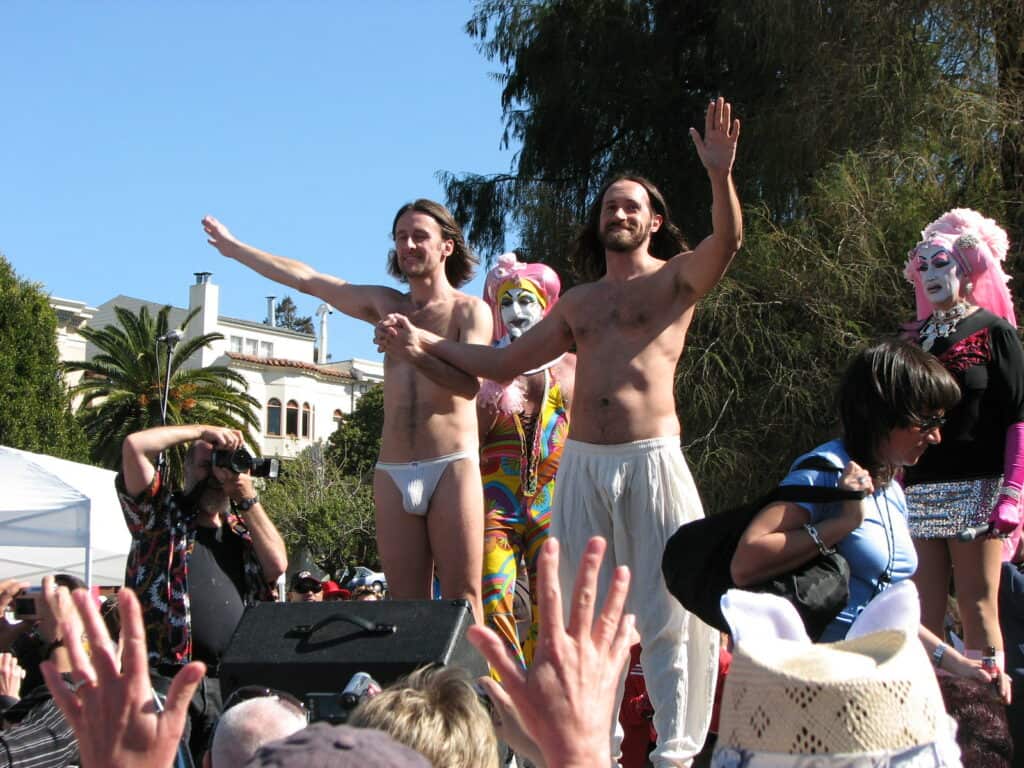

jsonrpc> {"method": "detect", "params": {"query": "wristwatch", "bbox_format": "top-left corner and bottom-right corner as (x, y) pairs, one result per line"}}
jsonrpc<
(236, 495), (259, 511)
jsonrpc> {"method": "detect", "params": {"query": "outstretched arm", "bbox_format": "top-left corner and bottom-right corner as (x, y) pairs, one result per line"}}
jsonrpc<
(375, 300), (573, 384)
(672, 97), (742, 299)
(202, 215), (392, 324)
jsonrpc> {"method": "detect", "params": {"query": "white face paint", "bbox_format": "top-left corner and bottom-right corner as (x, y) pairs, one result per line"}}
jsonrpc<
(916, 245), (963, 311)
(499, 287), (544, 339)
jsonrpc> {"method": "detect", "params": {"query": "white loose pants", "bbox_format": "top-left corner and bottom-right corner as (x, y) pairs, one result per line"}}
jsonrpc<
(552, 437), (719, 768)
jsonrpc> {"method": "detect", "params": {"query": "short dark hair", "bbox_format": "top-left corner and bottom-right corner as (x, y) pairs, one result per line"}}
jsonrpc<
(387, 199), (478, 288)
(839, 338), (960, 481)
(568, 173), (689, 283)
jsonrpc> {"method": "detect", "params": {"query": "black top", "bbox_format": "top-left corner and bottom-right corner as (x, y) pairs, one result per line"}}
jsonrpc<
(905, 309), (1024, 484)
(188, 523), (247, 666)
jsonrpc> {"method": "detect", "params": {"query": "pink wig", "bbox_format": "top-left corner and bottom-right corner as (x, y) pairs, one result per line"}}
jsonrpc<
(483, 252), (563, 342)
(903, 208), (1015, 327)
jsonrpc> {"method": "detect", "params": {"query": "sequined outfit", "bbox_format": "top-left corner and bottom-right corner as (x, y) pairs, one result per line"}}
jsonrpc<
(906, 309), (1024, 537)
(480, 368), (569, 669)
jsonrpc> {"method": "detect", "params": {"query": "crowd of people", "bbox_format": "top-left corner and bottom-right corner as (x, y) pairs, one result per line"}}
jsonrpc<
(1, 93), (1022, 767)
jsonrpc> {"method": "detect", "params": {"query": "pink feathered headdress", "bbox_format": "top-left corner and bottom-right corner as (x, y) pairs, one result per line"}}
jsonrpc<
(903, 208), (1015, 326)
(479, 253), (563, 413)
(483, 252), (562, 342)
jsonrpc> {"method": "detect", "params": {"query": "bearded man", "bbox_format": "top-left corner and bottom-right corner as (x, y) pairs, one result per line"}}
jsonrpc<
(376, 98), (742, 767)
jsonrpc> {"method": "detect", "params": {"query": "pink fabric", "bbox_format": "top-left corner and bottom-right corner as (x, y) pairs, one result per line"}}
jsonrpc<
(991, 422), (1024, 534)
(903, 208), (1016, 327)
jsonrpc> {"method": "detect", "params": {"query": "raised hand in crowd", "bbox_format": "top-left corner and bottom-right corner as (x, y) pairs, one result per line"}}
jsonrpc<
(468, 536), (637, 768)
(41, 587), (205, 768)
(0, 579), (33, 650)
(0, 652), (25, 700)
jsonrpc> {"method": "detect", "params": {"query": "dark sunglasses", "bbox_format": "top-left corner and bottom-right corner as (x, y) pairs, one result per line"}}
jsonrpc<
(294, 582), (323, 594)
(910, 414), (947, 431)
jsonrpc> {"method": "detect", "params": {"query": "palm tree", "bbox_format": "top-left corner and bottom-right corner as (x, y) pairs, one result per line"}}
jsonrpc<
(64, 304), (261, 485)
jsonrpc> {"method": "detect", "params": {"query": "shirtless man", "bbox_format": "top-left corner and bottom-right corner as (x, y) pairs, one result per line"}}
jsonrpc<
(202, 200), (490, 623)
(375, 98), (741, 767)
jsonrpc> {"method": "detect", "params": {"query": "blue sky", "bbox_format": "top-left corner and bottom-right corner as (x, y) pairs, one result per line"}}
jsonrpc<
(0, 2), (516, 362)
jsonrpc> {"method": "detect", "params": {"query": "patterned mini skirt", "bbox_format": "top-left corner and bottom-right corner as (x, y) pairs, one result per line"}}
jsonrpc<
(905, 476), (1001, 539)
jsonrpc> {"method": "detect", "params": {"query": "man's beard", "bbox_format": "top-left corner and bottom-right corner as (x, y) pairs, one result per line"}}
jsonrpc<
(600, 221), (650, 252)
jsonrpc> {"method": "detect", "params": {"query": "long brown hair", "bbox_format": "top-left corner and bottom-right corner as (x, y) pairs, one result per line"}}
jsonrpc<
(568, 173), (689, 283)
(387, 199), (478, 288)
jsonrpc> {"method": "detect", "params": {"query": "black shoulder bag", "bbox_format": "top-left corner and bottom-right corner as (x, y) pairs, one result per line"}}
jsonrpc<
(661, 457), (866, 640)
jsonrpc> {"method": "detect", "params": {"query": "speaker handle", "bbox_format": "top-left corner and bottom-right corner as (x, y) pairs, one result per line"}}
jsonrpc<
(291, 613), (397, 639)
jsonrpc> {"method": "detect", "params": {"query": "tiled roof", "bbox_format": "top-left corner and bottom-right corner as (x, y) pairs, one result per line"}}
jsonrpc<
(227, 353), (355, 380)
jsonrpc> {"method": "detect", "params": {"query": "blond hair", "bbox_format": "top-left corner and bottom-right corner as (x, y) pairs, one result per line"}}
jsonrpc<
(348, 665), (498, 768)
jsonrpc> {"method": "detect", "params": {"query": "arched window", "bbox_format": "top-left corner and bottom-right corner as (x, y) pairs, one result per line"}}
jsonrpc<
(266, 399), (282, 436)
(301, 403), (312, 438)
(286, 400), (299, 437)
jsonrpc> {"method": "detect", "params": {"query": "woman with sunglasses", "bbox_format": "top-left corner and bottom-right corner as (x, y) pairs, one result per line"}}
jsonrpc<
(732, 340), (961, 643)
(901, 208), (1024, 672)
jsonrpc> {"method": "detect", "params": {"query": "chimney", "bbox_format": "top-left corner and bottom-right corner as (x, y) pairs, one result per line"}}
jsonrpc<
(266, 296), (276, 326)
(188, 272), (219, 368)
(315, 303), (332, 364)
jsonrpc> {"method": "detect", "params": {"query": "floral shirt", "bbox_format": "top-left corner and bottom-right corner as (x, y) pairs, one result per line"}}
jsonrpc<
(117, 471), (274, 668)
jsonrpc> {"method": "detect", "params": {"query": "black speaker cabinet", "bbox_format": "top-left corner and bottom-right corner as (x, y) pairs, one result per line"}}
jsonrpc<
(219, 599), (486, 699)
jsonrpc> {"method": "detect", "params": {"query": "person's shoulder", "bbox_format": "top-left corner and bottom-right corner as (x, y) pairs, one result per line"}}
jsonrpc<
(451, 291), (490, 321)
(780, 440), (846, 487)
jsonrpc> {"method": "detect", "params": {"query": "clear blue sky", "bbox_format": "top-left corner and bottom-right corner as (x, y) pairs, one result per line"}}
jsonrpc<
(0, 2), (516, 362)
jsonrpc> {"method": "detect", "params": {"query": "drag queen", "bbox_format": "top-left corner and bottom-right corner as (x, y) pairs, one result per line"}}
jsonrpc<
(902, 208), (1024, 670)
(478, 253), (576, 669)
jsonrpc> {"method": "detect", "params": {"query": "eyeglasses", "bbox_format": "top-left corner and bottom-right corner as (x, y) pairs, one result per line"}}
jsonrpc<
(222, 685), (307, 718)
(294, 582), (323, 595)
(910, 414), (947, 432)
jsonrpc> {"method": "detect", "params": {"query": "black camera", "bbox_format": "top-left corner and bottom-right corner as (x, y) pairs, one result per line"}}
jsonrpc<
(304, 672), (381, 724)
(210, 448), (280, 479)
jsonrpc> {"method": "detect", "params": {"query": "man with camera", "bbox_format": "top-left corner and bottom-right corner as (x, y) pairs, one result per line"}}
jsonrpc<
(118, 424), (288, 761)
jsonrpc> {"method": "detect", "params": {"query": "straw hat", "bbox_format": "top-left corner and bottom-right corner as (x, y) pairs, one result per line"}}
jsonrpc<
(712, 586), (961, 766)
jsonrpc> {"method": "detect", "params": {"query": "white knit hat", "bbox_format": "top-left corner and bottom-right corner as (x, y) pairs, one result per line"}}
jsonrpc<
(711, 584), (962, 767)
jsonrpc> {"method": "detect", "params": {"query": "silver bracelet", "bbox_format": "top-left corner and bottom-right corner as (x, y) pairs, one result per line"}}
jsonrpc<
(999, 484), (1023, 502)
(931, 642), (947, 669)
(803, 523), (835, 556)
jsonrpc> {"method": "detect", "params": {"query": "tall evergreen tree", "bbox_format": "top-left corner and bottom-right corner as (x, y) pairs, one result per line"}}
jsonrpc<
(0, 255), (86, 461)
(445, 0), (1023, 508)
(274, 295), (315, 335)
(65, 304), (261, 484)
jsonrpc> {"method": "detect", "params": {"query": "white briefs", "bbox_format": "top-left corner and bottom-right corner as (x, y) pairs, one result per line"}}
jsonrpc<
(375, 450), (478, 516)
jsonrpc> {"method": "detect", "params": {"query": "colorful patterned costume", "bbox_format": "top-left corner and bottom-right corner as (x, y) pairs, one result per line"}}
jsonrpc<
(481, 367), (569, 668)
(479, 251), (571, 670)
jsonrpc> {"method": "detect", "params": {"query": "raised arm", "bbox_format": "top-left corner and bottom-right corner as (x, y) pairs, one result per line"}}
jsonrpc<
(376, 299), (574, 384)
(202, 215), (394, 324)
(121, 424), (244, 497)
(671, 97), (742, 299)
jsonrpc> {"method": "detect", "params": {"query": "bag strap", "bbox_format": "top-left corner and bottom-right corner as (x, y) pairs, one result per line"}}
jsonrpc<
(768, 455), (867, 505)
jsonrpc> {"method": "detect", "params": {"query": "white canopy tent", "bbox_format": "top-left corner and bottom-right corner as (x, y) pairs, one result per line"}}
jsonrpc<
(0, 446), (129, 586)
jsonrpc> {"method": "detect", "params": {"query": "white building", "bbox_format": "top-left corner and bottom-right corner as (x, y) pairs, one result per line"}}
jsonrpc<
(50, 297), (97, 397)
(65, 272), (382, 459)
